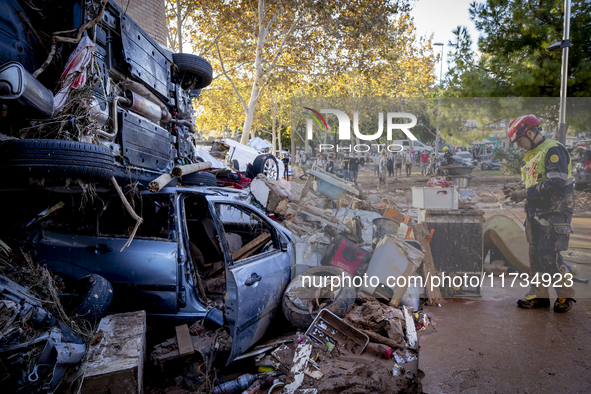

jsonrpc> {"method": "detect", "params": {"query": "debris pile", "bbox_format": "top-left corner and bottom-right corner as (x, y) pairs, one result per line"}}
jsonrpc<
(0, 240), (97, 393)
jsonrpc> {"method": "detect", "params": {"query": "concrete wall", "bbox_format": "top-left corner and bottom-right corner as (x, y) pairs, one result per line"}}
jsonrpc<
(114, 0), (167, 46)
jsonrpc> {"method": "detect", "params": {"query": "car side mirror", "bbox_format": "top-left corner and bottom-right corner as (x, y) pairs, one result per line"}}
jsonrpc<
(279, 236), (289, 252)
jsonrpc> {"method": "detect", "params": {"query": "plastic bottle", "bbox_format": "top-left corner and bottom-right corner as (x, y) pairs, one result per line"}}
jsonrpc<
(212, 374), (257, 394)
(365, 343), (393, 359)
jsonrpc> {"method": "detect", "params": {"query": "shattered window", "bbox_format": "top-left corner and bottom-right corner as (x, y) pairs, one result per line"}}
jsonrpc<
(214, 203), (277, 261)
(99, 194), (170, 239)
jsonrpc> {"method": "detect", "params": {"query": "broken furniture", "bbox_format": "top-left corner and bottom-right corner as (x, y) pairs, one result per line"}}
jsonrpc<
(309, 169), (360, 201)
(81, 311), (146, 394)
(418, 209), (485, 296)
(483, 215), (530, 274)
(362, 235), (425, 303)
(305, 309), (369, 355)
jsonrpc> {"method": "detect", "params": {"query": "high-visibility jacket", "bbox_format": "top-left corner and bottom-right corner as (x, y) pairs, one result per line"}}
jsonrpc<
(521, 138), (574, 218)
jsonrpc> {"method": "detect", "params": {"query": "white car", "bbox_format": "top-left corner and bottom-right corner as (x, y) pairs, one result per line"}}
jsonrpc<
(391, 139), (433, 153)
(214, 138), (285, 180)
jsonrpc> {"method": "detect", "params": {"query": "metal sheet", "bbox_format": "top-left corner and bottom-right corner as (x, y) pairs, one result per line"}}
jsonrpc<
(35, 231), (179, 315)
(120, 14), (171, 100)
(120, 109), (172, 171)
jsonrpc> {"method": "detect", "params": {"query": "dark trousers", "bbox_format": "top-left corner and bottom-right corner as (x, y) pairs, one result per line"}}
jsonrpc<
(526, 214), (574, 298)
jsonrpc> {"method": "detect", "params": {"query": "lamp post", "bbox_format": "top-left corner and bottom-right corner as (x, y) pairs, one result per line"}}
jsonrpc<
(546, 0), (572, 145)
(434, 42), (444, 152)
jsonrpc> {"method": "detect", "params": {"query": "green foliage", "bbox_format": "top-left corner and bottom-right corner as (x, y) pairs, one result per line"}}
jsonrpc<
(494, 148), (525, 175)
(446, 0), (591, 99)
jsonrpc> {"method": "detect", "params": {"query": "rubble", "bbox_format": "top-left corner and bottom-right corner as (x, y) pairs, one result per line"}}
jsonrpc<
(81, 311), (147, 394)
(250, 174), (291, 216)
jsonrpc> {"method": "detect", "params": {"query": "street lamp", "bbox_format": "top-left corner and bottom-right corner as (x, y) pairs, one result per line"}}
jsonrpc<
(434, 42), (444, 152)
(546, 0), (572, 145)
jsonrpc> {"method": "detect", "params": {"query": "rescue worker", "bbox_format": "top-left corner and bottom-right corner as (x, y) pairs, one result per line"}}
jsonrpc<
(507, 115), (575, 312)
(442, 146), (454, 166)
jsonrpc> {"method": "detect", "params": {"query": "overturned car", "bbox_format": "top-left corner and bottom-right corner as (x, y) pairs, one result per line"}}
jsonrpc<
(0, 0), (211, 186)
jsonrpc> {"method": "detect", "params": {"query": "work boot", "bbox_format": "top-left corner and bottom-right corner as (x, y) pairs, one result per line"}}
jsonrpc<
(517, 294), (550, 309)
(553, 298), (576, 313)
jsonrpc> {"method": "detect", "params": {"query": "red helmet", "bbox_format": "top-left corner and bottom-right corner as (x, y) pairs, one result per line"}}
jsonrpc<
(509, 115), (541, 143)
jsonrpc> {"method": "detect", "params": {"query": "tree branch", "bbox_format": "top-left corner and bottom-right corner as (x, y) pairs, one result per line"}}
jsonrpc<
(265, 5), (282, 36)
(266, 11), (307, 74)
(264, 24), (321, 43)
(216, 41), (248, 112)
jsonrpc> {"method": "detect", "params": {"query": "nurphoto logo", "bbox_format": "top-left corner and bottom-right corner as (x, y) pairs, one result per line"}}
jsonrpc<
(303, 107), (418, 153)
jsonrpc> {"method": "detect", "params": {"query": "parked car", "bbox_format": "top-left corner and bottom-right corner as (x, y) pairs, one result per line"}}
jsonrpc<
(453, 152), (477, 167)
(571, 147), (591, 190)
(0, 0), (212, 187)
(479, 159), (501, 171)
(1, 186), (293, 363)
(391, 139), (433, 153)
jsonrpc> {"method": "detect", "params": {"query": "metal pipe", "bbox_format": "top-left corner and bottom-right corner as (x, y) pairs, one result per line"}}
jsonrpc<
(120, 78), (167, 110)
(171, 118), (195, 133)
(100, 95), (130, 140)
(122, 90), (163, 123)
(434, 43), (444, 152)
(486, 188), (524, 226)
(557, 0), (571, 145)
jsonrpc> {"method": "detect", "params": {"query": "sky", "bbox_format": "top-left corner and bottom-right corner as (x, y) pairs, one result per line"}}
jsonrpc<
(409, 0), (481, 83)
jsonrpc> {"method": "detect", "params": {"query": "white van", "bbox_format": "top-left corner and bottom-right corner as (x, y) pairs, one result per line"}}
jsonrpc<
(390, 139), (433, 152)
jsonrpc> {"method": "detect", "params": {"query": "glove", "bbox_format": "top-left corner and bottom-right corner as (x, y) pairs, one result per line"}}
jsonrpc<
(510, 189), (527, 203)
(502, 186), (515, 197)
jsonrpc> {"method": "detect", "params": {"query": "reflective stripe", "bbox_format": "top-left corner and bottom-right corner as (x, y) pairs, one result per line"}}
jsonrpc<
(546, 171), (569, 180)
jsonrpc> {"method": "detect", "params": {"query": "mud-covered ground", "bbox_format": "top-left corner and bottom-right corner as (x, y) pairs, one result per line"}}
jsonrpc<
(291, 163), (591, 393)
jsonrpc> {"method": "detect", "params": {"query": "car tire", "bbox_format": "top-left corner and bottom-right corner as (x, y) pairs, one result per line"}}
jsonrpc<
(181, 171), (218, 186)
(172, 53), (213, 89)
(282, 266), (355, 330)
(0, 139), (115, 180)
(252, 154), (279, 180)
(75, 274), (113, 323)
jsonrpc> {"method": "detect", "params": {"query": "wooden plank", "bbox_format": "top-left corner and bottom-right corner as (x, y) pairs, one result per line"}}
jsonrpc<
(296, 170), (315, 212)
(206, 261), (223, 278)
(207, 232), (273, 277)
(412, 222), (443, 305)
(233, 232), (272, 261)
(175, 324), (194, 357)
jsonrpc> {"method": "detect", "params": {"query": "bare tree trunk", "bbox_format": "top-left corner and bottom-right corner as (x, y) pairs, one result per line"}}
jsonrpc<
(240, 0), (266, 145)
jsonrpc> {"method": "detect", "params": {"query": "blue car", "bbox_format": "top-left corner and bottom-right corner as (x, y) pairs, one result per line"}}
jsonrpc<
(5, 186), (293, 363)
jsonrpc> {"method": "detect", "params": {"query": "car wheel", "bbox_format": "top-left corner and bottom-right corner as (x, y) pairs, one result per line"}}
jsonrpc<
(172, 53), (213, 89)
(75, 274), (113, 323)
(252, 154), (279, 180)
(0, 139), (115, 180)
(181, 171), (218, 186)
(282, 266), (355, 330)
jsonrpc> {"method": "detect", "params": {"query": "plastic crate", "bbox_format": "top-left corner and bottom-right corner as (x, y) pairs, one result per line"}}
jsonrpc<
(412, 187), (458, 210)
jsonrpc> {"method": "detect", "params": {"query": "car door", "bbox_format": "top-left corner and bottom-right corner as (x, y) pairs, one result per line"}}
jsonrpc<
(207, 197), (291, 363)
